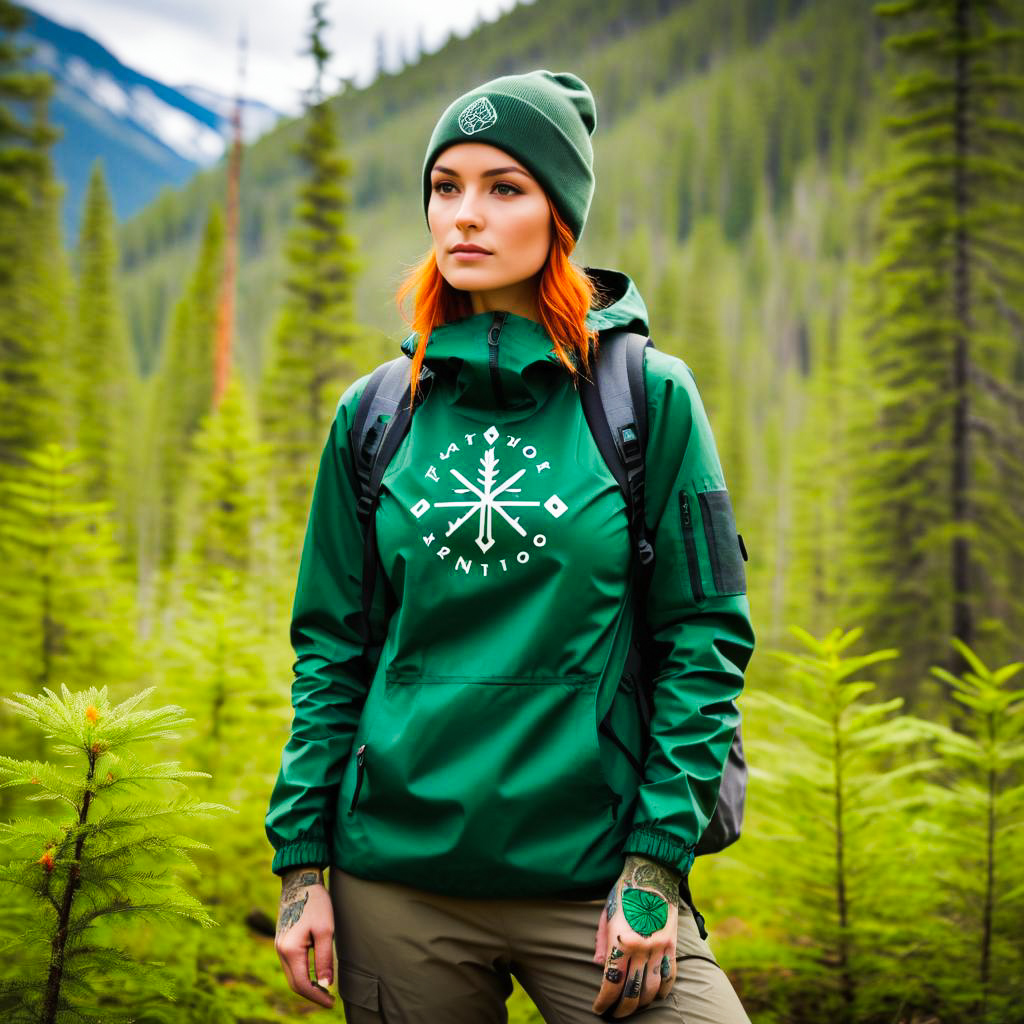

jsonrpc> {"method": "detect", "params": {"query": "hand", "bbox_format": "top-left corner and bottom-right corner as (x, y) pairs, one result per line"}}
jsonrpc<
(591, 855), (680, 1018)
(275, 866), (335, 1008)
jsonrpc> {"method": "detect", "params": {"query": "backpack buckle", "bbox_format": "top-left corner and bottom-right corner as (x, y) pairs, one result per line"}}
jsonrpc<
(618, 423), (642, 468)
(637, 537), (655, 565)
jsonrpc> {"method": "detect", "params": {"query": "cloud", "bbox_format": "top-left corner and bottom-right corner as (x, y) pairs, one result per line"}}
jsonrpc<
(27, 0), (522, 115)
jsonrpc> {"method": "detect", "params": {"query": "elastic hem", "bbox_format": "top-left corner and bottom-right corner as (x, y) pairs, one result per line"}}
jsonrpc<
(622, 825), (696, 877)
(271, 840), (330, 876)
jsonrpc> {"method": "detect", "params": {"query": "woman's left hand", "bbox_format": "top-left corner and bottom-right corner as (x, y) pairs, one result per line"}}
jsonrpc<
(591, 854), (681, 1018)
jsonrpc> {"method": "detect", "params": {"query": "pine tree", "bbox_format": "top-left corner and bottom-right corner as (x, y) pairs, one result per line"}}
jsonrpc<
(259, 0), (360, 546)
(0, 683), (232, 1024)
(71, 160), (141, 568)
(140, 205), (224, 582)
(848, 0), (1024, 698)
(0, 0), (67, 484)
(0, 443), (141, 785)
(916, 637), (1024, 1023)
(734, 626), (939, 1023)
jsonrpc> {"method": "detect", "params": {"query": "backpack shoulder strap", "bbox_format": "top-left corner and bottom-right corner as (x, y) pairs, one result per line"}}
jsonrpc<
(579, 329), (655, 571)
(580, 330), (657, 730)
(349, 357), (433, 652)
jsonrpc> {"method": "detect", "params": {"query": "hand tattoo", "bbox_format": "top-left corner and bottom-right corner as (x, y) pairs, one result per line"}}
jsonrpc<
(605, 882), (618, 922)
(277, 869), (321, 937)
(610, 946), (625, 960)
(621, 884), (669, 936)
(626, 969), (643, 999)
(660, 955), (672, 979)
(606, 966), (623, 983)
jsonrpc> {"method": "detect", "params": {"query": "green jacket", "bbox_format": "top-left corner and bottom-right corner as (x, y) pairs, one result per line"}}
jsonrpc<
(265, 267), (755, 899)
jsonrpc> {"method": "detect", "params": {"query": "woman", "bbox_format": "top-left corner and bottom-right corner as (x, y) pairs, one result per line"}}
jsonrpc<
(265, 70), (756, 1023)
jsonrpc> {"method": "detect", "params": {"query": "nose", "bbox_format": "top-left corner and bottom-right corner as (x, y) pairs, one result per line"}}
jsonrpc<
(454, 186), (484, 233)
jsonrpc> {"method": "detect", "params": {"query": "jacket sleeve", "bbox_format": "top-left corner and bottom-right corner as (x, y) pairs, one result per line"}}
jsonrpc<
(620, 349), (755, 879)
(265, 373), (382, 876)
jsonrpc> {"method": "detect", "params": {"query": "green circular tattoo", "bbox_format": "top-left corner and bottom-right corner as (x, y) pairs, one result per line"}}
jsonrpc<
(621, 885), (669, 936)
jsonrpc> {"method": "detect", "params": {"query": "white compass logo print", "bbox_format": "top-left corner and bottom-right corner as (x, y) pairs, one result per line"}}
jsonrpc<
(408, 423), (568, 574)
(438, 447), (540, 553)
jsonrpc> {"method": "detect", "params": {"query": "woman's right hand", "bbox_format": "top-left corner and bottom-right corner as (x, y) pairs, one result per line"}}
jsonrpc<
(275, 866), (335, 1008)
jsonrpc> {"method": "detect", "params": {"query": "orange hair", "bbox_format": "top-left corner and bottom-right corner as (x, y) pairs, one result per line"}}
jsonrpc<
(395, 201), (601, 409)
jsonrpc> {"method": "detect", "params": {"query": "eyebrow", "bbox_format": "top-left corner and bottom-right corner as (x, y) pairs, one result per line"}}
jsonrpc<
(431, 165), (533, 179)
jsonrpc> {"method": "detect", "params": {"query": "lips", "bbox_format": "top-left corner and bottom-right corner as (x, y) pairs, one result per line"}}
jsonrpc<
(451, 244), (492, 254)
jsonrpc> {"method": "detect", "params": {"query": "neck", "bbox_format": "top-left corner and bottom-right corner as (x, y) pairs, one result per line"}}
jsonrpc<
(467, 276), (542, 322)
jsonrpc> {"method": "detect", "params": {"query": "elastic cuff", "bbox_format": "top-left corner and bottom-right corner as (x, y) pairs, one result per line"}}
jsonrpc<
(623, 825), (696, 878)
(271, 839), (330, 876)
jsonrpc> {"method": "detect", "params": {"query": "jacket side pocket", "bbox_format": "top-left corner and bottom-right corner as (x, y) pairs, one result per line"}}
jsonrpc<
(697, 489), (747, 596)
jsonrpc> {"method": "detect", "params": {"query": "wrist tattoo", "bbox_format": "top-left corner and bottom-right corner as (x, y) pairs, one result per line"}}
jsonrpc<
(282, 869), (322, 899)
(623, 855), (680, 906)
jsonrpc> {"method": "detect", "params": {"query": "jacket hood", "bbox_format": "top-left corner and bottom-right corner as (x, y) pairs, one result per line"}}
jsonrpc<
(398, 266), (649, 418)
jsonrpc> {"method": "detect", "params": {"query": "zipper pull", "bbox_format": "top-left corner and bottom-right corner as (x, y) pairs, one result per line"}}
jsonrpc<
(348, 744), (367, 816)
(488, 311), (508, 409)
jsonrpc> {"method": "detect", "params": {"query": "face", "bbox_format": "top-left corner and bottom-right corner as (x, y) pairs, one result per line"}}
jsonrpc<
(427, 142), (552, 318)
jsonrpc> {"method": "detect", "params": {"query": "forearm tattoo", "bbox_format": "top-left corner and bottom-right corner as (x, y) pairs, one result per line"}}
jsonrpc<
(277, 869), (321, 936)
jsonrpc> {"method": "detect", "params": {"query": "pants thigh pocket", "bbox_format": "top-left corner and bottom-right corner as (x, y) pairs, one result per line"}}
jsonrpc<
(338, 961), (383, 1016)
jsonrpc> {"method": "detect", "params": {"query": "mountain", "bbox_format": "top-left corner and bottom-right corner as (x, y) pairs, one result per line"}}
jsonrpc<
(14, 5), (288, 245)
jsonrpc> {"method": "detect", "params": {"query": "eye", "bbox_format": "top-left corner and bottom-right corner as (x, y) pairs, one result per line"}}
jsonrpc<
(494, 182), (522, 196)
(432, 181), (457, 194)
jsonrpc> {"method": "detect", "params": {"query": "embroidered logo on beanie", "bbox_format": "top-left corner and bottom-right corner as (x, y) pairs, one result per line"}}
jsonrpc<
(457, 97), (498, 135)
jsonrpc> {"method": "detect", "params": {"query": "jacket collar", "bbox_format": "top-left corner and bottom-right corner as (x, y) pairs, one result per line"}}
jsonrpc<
(398, 266), (649, 418)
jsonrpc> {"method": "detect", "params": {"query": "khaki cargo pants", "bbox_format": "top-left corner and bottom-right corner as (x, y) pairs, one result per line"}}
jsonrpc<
(328, 867), (751, 1024)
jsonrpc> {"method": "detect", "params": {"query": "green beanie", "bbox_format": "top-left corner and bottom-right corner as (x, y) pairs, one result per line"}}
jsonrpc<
(421, 69), (597, 242)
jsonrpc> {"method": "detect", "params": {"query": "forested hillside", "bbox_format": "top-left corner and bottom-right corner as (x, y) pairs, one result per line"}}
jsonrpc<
(1, 0), (1022, 1021)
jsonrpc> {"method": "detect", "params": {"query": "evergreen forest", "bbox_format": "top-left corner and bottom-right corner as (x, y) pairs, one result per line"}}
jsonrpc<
(0, 0), (1022, 1021)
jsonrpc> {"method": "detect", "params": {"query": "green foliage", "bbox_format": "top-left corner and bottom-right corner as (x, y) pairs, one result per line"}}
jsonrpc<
(0, 683), (234, 1024)
(258, 3), (361, 546)
(141, 206), (224, 577)
(846, 0), (1024, 698)
(726, 626), (940, 1023)
(913, 637), (1024, 1023)
(71, 161), (142, 568)
(0, 0), (68, 485)
(0, 443), (140, 781)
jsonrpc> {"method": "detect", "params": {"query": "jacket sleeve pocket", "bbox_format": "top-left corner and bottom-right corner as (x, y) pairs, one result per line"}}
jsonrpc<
(696, 489), (747, 596)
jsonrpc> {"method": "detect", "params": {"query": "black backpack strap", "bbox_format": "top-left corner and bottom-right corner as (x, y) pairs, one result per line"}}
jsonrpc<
(349, 358), (433, 659)
(580, 330), (657, 735)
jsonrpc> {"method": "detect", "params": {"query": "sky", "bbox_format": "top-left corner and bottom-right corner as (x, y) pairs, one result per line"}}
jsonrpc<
(29, 0), (525, 115)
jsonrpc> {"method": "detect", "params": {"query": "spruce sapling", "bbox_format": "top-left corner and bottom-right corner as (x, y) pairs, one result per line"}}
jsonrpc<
(0, 683), (234, 1024)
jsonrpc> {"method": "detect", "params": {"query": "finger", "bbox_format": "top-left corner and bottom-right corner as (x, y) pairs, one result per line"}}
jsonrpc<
(657, 943), (677, 1000)
(312, 926), (335, 991)
(591, 937), (630, 1014)
(638, 950), (663, 1007)
(284, 938), (334, 1008)
(611, 959), (646, 1019)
